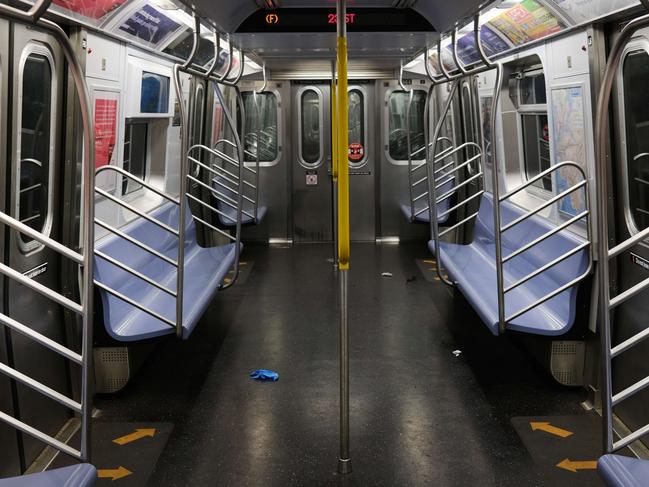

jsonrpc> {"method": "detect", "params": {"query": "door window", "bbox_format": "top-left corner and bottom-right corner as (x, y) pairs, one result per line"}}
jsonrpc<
(622, 49), (649, 231)
(512, 67), (551, 191)
(348, 88), (366, 167)
(388, 90), (426, 162)
(242, 91), (279, 164)
(299, 88), (323, 167)
(122, 121), (148, 195)
(17, 51), (54, 247)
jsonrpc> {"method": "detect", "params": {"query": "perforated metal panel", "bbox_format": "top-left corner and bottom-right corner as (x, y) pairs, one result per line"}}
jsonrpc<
(94, 348), (131, 394)
(550, 341), (585, 386)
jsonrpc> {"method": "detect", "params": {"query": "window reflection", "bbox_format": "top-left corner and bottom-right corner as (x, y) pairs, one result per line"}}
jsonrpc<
(19, 53), (52, 243)
(388, 90), (426, 161)
(301, 90), (321, 165)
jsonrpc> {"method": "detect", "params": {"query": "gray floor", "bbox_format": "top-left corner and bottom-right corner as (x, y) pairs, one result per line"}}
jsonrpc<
(94, 243), (593, 486)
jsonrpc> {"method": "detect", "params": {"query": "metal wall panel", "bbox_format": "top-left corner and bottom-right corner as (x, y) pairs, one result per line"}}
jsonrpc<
(291, 83), (332, 242)
(8, 24), (71, 468)
(0, 17), (23, 478)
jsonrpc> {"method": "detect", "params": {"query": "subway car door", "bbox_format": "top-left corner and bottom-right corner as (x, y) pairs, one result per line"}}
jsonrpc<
(347, 83), (375, 241)
(0, 18), (22, 478)
(7, 24), (70, 466)
(292, 83), (332, 242)
(609, 26), (649, 442)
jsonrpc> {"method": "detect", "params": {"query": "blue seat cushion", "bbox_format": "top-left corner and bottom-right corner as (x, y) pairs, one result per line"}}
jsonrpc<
(95, 201), (239, 341)
(428, 192), (588, 336)
(401, 179), (453, 224)
(217, 201), (267, 227)
(212, 176), (266, 227)
(0, 464), (96, 487)
(598, 454), (649, 487)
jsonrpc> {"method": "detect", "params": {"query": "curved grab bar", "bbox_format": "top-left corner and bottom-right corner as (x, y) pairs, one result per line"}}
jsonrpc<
(182, 14), (200, 70)
(451, 27), (468, 75)
(221, 48), (245, 87)
(215, 38), (234, 82)
(398, 60), (411, 92)
(205, 31), (220, 78)
(95, 166), (180, 205)
(21, 157), (43, 167)
(255, 62), (268, 94)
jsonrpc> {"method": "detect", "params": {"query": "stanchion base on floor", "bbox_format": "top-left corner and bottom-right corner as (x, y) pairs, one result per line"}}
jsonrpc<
(337, 458), (352, 474)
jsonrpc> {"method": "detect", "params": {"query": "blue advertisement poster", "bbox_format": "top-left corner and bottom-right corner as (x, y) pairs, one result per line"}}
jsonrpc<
(480, 26), (511, 57)
(453, 26), (511, 66)
(118, 4), (180, 45)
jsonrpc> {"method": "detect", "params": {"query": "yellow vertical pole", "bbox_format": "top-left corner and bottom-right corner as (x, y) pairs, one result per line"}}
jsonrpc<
(336, 26), (349, 270)
(331, 61), (338, 183)
(336, 0), (351, 476)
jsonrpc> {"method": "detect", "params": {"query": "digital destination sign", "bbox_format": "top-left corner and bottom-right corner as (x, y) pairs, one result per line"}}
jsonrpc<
(237, 8), (434, 33)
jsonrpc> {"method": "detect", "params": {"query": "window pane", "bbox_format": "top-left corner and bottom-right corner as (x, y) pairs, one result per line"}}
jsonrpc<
(388, 90), (426, 161)
(163, 30), (215, 66)
(480, 96), (493, 166)
(140, 71), (169, 113)
(122, 122), (148, 195)
(19, 53), (52, 241)
(623, 50), (649, 231)
(190, 87), (204, 147)
(348, 89), (364, 162)
(520, 72), (546, 105)
(301, 90), (321, 165)
(242, 92), (278, 163)
(522, 113), (551, 191)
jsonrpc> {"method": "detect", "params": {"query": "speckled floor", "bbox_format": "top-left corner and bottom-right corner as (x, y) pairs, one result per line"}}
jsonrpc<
(94, 243), (593, 486)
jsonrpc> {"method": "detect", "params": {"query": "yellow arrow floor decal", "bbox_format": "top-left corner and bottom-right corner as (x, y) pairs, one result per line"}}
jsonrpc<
(556, 459), (597, 472)
(98, 466), (132, 481)
(530, 422), (573, 438)
(112, 428), (156, 445)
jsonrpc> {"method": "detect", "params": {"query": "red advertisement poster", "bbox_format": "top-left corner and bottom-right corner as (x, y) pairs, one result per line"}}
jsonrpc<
(52, 0), (126, 21)
(94, 99), (118, 168)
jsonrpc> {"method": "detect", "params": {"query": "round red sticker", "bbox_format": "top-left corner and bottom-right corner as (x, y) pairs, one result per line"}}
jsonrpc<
(348, 143), (364, 162)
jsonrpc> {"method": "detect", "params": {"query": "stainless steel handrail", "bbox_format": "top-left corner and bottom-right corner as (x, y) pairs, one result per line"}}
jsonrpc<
(95, 188), (179, 236)
(0, 0), (95, 462)
(427, 79), (462, 286)
(209, 141), (257, 175)
(596, 5), (649, 452)
(94, 219), (178, 267)
(498, 163), (592, 323)
(96, 165), (180, 205)
(207, 79), (243, 290)
(233, 82), (261, 221)
(407, 140), (455, 216)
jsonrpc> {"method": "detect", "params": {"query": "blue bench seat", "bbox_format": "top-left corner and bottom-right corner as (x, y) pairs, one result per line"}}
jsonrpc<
(212, 176), (267, 227)
(428, 193), (589, 336)
(0, 464), (96, 487)
(95, 201), (239, 341)
(598, 454), (649, 487)
(401, 179), (453, 224)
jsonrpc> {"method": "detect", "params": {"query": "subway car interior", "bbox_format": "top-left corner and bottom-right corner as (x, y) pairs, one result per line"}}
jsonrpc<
(5, 0), (649, 485)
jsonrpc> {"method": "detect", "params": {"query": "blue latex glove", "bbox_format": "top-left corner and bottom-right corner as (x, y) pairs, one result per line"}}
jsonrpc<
(250, 369), (279, 382)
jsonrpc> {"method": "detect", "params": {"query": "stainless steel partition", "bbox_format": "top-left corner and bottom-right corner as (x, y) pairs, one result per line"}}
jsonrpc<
(595, 4), (649, 453)
(0, 0), (95, 463)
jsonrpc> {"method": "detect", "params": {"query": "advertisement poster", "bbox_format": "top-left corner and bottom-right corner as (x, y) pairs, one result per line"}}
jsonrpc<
(487, 0), (564, 46)
(455, 26), (511, 65)
(553, 0), (636, 24)
(118, 4), (180, 45)
(52, 0), (125, 22)
(94, 98), (118, 168)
